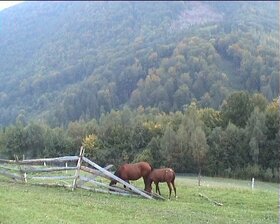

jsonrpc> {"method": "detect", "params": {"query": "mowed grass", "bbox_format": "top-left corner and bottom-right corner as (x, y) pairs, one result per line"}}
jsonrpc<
(0, 175), (278, 224)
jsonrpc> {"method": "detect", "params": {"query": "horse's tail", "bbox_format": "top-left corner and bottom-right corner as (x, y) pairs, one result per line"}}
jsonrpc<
(171, 169), (176, 181)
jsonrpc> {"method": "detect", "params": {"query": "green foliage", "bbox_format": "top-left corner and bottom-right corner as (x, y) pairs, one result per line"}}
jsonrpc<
(198, 108), (222, 135)
(0, 92), (279, 182)
(0, 2), (278, 126)
(246, 108), (267, 164)
(221, 91), (253, 128)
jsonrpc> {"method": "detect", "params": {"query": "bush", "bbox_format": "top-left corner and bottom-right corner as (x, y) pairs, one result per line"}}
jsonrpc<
(244, 164), (260, 178)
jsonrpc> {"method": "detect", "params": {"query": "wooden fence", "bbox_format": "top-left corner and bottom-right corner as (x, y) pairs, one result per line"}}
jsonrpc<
(0, 147), (164, 200)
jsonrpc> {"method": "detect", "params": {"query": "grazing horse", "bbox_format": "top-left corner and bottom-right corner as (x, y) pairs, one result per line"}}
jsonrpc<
(109, 161), (153, 190)
(145, 168), (176, 199)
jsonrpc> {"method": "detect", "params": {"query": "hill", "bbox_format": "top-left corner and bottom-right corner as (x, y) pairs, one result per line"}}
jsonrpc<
(0, 1), (278, 126)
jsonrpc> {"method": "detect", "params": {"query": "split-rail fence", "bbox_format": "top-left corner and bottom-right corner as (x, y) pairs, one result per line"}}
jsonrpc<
(0, 146), (165, 200)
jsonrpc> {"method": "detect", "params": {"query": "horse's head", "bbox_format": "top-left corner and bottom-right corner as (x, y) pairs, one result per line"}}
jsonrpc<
(144, 177), (153, 193)
(109, 179), (117, 186)
(145, 184), (152, 193)
(109, 169), (120, 186)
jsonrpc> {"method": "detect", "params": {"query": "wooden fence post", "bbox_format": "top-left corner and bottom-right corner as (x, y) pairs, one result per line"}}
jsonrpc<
(14, 155), (27, 183)
(72, 146), (85, 191)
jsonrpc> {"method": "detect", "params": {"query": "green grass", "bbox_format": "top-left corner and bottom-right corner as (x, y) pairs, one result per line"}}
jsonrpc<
(0, 175), (278, 224)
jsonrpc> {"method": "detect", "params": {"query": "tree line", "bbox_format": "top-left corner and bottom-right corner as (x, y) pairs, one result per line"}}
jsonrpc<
(0, 91), (279, 182)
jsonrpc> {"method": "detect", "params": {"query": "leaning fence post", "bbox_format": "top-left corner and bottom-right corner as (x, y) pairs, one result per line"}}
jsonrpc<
(72, 146), (85, 191)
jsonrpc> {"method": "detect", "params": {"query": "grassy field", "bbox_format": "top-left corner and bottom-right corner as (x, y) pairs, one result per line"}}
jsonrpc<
(0, 174), (278, 224)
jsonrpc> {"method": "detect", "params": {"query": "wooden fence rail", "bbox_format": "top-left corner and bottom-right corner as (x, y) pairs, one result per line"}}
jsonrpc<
(23, 166), (77, 173)
(0, 169), (22, 181)
(31, 175), (76, 180)
(0, 156), (79, 165)
(0, 147), (164, 200)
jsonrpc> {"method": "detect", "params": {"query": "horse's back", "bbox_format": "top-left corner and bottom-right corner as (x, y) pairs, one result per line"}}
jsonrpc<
(137, 161), (152, 176)
(119, 161), (152, 180)
(150, 168), (175, 182)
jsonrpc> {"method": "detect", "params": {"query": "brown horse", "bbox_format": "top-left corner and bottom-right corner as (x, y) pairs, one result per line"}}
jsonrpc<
(109, 162), (153, 190)
(145, 168), (176, 199)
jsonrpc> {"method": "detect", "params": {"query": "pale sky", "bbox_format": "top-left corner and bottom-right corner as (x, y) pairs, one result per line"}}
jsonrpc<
(0, 1), (23, 11)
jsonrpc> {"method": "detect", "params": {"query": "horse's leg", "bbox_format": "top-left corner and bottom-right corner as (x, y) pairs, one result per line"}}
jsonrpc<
(143, 177), (148, 191)
(155, 183), (158, 194)
(171, 180), (177, 198)
(156, 182), (161, 195)
(125, 180), (133, 191)
(123, 180), (130, 189)
(127, 180), (133, 191)
(167, 182), (172, 199)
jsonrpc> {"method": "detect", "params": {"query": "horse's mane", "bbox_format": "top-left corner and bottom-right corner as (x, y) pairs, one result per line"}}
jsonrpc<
(114, 169), (120, 177)
(149, 163), (154, 171)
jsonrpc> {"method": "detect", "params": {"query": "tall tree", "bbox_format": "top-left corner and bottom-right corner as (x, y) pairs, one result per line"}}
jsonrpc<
(246, 108), (267, 164)
(190, 126), (208, 186)
(185, 102), (209, 185)
(221, 91), (253, 128)
(160, 124), (178, 168)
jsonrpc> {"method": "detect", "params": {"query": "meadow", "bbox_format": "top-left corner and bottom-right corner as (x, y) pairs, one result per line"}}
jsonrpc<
(0, 175), (278, 224)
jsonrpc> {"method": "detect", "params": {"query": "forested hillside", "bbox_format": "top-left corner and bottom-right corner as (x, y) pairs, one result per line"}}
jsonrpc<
(0, 1), (278, 126)
(0, 1), (279, 181)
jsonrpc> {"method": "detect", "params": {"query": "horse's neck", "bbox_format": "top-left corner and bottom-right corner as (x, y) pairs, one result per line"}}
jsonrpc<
(114, 169), (120, 177)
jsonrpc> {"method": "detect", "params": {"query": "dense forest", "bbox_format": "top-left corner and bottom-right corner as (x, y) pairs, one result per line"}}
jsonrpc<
(0, 93), (279, 181)
(0, 2), (279, 181)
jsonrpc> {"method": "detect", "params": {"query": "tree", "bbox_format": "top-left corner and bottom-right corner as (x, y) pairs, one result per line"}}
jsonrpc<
(146, 137), (163, 168)
(251, 93), (268, 112)
(190, 126), (208, 186)
(221, 91), (253, 128)
(199, 108), (222, 136)
(207, 127), (225, 176)
(207, 122), (247, 178)
(173, 84), (192, 110)
(265, 98), (280, 140)
(176, 124), (192, 172)
(43, 127), (75, 157)
(185, 101), (208, 185)
(67, 121), (86, 149)
(82, 134), (97, 157)
(3, 124), (26, 159)
(24, 123), (45, 158)
(246, 108), (267, 164)
(160, 124), (178, 168)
